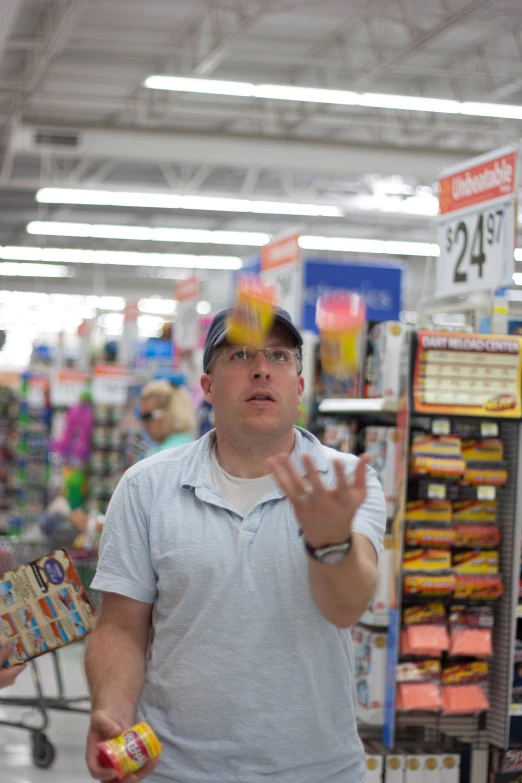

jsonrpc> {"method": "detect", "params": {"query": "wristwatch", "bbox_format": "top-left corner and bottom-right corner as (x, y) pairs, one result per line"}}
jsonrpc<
(303, 534), (353, 565)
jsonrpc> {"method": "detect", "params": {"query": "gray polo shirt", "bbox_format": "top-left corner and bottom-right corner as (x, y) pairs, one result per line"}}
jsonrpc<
(91, 427), (386, 783)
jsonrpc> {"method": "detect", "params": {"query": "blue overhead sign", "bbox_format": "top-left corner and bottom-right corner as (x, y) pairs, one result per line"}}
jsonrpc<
(303, 259), (402, 330)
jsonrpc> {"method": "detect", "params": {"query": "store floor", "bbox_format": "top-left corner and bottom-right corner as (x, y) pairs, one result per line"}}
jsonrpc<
(0, 642), (92, 783)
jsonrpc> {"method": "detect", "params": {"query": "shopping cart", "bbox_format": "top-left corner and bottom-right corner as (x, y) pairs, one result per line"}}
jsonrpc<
(0, 535), (100, 768)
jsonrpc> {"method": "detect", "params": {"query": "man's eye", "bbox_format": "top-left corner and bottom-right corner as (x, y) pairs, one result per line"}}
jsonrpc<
(271, 350), (288, 361)
(230, 349), (248, 360)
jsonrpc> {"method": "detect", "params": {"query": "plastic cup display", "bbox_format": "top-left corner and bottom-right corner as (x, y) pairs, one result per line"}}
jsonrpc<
(316, 292), (366, 378)
(97, 722), (162, 781)
(226, 275), (276, 348)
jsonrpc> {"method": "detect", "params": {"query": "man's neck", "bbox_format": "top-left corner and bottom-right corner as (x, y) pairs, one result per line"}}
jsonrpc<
(214, 428), (295, 478)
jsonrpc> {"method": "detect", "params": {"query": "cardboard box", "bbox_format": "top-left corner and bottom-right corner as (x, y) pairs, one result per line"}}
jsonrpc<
(363, 741), (384, 783)
(366, 536), (392, 620)
(352, 625), (387, 725)
(367, 321), (407, 401)
(365, 427), (398, 519)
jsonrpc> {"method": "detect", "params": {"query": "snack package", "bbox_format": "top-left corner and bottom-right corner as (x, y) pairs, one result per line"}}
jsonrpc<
(403, 573), (456, 598)
(352, 625), (387, 724)
(449, 605), (493, 657)
(405, 500), (452, 524)
(400, 629), (443, 658)
(396, 659), (441, 683)
(442, 661), (489, 686)
(403, 602), (447, 626)
(411, 455), (466, 479)
(411, 435), (462, 458)
(226, 275), (276, 348)
(316, 292), (366, 378)
(461, 466), (508, 486)
(406, 526), (455, 548)
(452, 550), (499, 574)
(454, 525), (500, 548)
(454, 574), (503, 600)
(441, 684), (489, 714)
(406, 625), (449, 655)
(0, 548), (96, 667)
(452, 500), (497, 524)
(461, 439), (504, 462)
(403, 549), (452, 571)
(396, 682), (442, 712)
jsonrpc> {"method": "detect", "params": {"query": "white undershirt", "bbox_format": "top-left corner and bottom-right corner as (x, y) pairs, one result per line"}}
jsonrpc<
(210, 445), (275, 517)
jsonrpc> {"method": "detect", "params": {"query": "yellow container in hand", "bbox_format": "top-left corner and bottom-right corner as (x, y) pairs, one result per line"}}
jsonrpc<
(97, 722), (162, 781)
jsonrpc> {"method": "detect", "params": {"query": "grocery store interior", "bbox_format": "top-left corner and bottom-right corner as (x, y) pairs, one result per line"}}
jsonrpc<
(1, 0), (522, 781)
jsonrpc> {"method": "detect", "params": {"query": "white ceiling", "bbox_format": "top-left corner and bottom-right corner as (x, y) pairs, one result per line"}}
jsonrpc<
(0, 0), (521, 313)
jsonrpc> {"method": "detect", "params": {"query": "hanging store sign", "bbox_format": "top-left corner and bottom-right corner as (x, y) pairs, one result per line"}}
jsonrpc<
(260, 233), (302, 326)
(435, 145), (519, 298)
(175, 276), (200, 352)
(413, 331), (522, 418)
(92, 363), (128, 406)
(50, 370), (89, 407)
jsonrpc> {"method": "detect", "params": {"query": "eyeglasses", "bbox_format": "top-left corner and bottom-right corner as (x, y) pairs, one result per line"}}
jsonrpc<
(209, 345), (302, 372)
(139, 409), (164, 422)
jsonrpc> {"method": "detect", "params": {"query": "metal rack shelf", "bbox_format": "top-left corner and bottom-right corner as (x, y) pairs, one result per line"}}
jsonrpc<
(318, 397), (398, 415)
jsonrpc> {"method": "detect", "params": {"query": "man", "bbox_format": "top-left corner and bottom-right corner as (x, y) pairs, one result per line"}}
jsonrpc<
(85, 307), (386, 783)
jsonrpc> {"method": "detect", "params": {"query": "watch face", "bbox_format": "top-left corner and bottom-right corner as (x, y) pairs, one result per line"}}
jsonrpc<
(318, 545), (350, 565)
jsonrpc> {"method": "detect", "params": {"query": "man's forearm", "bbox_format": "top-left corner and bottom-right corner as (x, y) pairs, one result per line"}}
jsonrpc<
(85, 624), (147, 726)
(308, 534), (378, 629)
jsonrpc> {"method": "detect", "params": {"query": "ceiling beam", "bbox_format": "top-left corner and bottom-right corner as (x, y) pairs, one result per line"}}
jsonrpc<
(12, 122), (476, 182)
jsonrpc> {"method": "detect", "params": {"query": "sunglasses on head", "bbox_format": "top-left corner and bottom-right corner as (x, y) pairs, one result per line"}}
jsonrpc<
(139, 409), (164, 422)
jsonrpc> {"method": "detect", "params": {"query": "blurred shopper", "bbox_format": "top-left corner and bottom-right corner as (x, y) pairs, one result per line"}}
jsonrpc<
(139, 379), (195, 457)
(85, 308), (386, 783)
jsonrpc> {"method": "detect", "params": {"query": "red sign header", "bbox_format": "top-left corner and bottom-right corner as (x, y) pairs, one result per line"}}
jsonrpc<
(439, 150), (516, 215)
(260, 233), (300, 273)
(175, 276), (199, 303)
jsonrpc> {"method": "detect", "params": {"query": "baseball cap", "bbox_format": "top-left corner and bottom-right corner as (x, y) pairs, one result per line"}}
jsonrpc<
(203, 306), (303, 373)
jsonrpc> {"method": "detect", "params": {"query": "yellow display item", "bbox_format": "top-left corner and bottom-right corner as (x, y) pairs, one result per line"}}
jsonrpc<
(452, 550), (499, 574)
(403, 549), (452, 571)
(226, 275), (276, 349)
(97, 722), (162, 781)
(316, 291), (366, 378)
(452, 500), (497, 524)
(405, 500), (452, 524)
(461, 439), (504, 462)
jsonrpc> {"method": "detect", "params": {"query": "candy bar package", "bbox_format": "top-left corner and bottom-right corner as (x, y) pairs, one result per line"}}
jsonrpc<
(0, 548), (96, 667)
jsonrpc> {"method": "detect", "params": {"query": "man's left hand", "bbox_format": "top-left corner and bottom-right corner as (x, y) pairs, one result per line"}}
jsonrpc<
(267, 453), (369, 549)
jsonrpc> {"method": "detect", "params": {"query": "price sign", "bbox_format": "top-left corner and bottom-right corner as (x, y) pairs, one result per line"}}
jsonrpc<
(428, 483), (446, 500)
(92, 364), (128, 405)
(477, 486), (496, 501)
(260, 233), (302, 326)
(175, 276), (199, 351)
(432, 419), (450, 435)
(435, 145), (518, 298)
(481, 422), (499, 438)
(51, 370), (88, 406)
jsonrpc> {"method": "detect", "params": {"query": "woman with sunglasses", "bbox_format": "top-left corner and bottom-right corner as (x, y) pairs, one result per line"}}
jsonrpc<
(139, 379), (195, 458)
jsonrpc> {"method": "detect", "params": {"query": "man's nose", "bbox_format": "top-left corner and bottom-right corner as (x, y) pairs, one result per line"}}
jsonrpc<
(250, 351), (271, 379)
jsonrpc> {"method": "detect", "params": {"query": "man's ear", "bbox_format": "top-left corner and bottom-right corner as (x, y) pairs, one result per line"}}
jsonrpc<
(297, 375), (305, 404)
(200, 373), (213, 404)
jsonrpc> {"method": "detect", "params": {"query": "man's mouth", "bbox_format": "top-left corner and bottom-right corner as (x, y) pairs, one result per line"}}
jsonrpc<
(247, 392), (275, 402)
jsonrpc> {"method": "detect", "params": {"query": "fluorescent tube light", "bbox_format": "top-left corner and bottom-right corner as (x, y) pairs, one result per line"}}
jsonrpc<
(35, 188), (341, 218)
(0, 262), (72, 277)
(298, 236), (440, 257)
(27, 221), (270, 246)
(0, 246), (242, 270)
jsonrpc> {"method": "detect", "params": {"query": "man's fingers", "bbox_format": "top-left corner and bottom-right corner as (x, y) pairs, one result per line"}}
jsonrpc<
(91, 710), (122, 738)
(125, 757), (160, 783)
(86, 734), (120, 780)
(354, 454), (370, 492)
(267, 456), (296, 499)
(302, 455), (325, 493)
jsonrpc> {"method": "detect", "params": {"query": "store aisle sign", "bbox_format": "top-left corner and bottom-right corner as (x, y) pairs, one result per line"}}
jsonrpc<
(303, 260), (402, 330)
(175, 276), (199, 351)
(413, 331), (522, 418)
(50, 370), (88, 406)
(92, 364), (128, 405)
(435, 145), (519, 298)
(260, 233), (302, 326)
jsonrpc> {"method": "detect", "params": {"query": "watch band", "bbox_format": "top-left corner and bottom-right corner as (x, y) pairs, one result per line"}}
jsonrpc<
(303, 534), (353, 564)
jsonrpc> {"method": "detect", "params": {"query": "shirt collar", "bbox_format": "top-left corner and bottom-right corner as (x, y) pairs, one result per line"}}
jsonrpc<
(180, 426), (328, 499)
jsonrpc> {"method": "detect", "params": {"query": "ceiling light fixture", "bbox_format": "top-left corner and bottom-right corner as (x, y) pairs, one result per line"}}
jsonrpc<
(0, 246), (242, 270)
(27, 221), (270, 246)
(144, 75), (522, 121)
(0, 262), (72, 277)
(35, 188), (342, 218)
